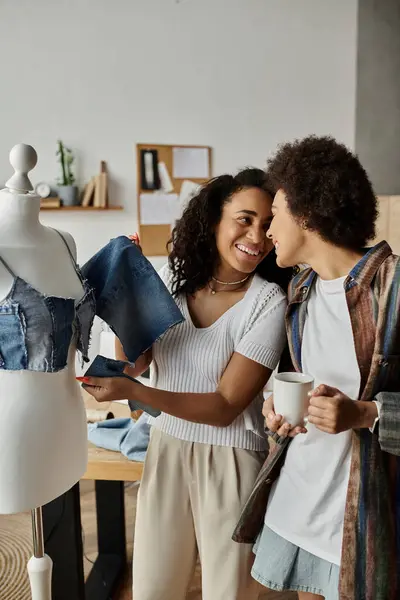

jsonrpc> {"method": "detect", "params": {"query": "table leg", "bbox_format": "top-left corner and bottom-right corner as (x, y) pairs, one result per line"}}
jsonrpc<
(42, 483), (85, 600)
(85, 480), (127, 599)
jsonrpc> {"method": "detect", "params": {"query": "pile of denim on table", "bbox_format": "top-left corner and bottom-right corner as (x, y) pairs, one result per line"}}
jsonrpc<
(81, 236), (184, 460)
(87, 414), (150, 462)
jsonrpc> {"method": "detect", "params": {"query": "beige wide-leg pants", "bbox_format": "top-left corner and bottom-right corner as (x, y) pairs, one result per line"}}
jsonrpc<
(133, 428), (264, 600)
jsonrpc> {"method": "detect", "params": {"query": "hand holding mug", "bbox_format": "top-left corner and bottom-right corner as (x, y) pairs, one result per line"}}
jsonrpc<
(307, 384), (377, 433)
(263, 372), (314, 439)
(263, 394), (307, 438)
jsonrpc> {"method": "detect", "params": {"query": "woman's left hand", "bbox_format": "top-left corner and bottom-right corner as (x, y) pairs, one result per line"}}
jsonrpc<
(128, 233), (142, 253)
(308, 384), (377, 433)
(77, 368), (135, 403)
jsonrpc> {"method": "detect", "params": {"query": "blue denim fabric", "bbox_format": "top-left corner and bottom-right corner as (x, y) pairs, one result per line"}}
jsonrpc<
(75, 287), (96, 363)
(84, 354), (161, 417)
(252, 526), (339, 600)
(87, 414), (150, 462)
(0, 302), (27, 369)
(45, 296), (75, 371)
(0, 229), (95, 372)
(81, 236), (183, 364)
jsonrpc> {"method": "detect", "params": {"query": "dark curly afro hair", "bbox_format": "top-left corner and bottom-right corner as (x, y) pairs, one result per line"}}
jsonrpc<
(168, 168), (293, 296)
(265, 135), (378, 250)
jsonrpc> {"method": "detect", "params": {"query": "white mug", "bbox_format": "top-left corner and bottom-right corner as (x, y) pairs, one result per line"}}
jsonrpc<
(273, 372), (314, 427)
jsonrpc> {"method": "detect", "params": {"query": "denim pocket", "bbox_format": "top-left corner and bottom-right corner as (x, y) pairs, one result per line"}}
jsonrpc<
(0, 303), (28, 370)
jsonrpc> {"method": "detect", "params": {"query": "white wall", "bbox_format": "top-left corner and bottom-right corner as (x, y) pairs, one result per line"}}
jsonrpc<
(0, 0), (358, 264)
(355, 0), (400, 194)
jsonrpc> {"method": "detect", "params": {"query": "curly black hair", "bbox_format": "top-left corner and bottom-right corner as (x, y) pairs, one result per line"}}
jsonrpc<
(265, 135), (378, 250)
(168, 168), (293, 296)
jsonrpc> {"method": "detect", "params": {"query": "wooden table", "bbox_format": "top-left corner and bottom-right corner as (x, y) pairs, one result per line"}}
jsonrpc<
(83, 443), (144, 482)
(43, 442), (143, 600)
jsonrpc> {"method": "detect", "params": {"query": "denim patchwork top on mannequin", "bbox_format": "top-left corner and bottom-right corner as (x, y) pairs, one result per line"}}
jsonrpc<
(0, 229), (95, 372)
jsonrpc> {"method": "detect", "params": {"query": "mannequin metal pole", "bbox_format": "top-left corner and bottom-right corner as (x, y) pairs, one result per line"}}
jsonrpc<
(32, 507), (45, 557)
(28, 506), (53, 600)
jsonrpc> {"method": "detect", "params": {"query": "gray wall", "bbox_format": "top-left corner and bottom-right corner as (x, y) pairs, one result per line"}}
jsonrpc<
(355, 0), (400, 194)
(0, 0), (358, 263)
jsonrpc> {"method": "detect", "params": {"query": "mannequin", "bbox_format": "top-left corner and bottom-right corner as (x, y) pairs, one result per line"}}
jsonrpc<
(0, 144), (89, 598)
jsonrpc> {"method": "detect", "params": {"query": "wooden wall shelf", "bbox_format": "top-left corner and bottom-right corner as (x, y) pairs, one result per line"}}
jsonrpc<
(40, 206), (123, 211)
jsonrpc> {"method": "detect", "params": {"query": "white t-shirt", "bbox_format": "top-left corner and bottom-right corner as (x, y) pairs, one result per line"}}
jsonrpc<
(147, 264), (287, 450)
(265, 275), (360, 565)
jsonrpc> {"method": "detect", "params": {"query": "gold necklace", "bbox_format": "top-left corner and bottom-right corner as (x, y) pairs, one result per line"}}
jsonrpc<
(209, 274), (250, 295)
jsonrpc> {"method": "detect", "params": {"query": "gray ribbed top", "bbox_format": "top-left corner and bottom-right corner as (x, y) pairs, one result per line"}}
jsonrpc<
(148, 265), (287, 450)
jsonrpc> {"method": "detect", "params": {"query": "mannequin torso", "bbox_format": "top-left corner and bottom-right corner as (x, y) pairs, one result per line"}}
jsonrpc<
(0, 190), (88, 513)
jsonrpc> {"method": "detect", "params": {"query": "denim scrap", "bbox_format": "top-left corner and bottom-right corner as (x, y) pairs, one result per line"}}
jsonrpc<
(84, 354), (161, 417)
(75, 287), (96, 365)
(81, 236), (184, 364)
(45, 295), (75, 371)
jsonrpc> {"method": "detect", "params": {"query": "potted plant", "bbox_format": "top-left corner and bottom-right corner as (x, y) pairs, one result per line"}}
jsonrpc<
(56, 140), (78, 206)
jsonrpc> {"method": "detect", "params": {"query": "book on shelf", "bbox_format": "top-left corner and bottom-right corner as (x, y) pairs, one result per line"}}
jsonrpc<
(82, 160), (109, 208)
(94, 161), (108, 208)
(81, 177), (96, 207)
(93, 173), (107, 208)
(40, 196), (61, 208)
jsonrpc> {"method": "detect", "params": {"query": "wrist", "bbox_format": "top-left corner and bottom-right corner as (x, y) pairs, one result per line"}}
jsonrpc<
(121, 378), (139, 401)
(357, 400), (378, 429)
(130, 379), (142, 399)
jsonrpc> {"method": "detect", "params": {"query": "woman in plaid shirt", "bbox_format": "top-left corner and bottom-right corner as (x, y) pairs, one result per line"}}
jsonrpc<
(234, 135), (400, 600)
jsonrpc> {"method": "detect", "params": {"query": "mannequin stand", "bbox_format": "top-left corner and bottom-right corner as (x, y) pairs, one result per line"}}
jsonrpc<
(0, 143), (88, 599)
(27, 507), (53, 600)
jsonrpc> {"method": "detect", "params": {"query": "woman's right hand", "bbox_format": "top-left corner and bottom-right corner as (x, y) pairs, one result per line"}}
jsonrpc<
(262, 395), (307, 438)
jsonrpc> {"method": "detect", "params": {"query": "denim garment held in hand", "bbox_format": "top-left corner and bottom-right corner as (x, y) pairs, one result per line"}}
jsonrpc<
(84, 354), (161, 417)
(81, 236), (184, 364)
(0, 229), (95, 372)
